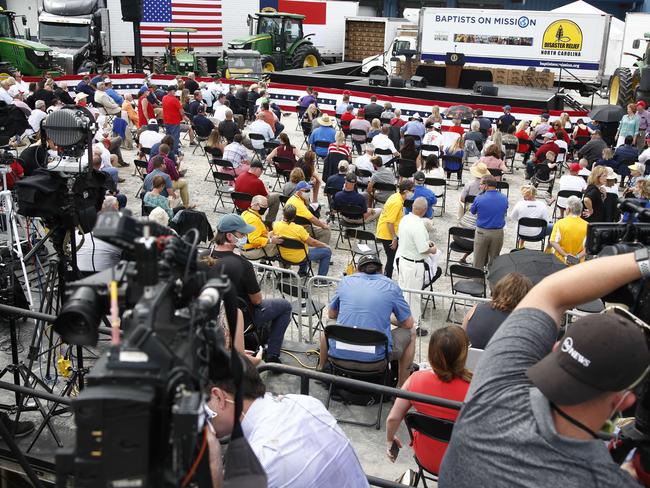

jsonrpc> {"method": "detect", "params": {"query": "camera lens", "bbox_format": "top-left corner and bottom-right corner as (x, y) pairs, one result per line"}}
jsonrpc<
(53, 286), (101, 346)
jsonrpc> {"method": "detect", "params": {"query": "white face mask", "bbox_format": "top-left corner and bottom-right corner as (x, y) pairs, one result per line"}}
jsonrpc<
(232, 234), (247, 249)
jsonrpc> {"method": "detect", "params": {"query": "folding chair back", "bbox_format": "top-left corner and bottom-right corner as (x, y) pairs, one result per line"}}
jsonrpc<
(276, 237), (309, 269)
(405, 412), (455, 480)
(425, 177), (446, 215)
(495, 181), (509, 198)
(420, 144), (440, 156)
(516, 217), (548, 250)
(445, 226), (475, 275)
(396, 158), (417, 179)
(553, 189), (583, 219)
(231, 191), (253, 214)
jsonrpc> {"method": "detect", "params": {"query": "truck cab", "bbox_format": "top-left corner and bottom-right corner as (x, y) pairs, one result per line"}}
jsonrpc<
(38, 0), (109, 74)
(360, 35), (415, 77)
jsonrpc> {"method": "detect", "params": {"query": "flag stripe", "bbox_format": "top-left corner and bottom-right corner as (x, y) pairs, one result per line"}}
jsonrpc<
(142, 0), (222, 47)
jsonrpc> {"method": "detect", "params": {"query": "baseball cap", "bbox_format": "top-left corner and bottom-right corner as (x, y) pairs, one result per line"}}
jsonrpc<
(638, 100), (647, 108)
(569, 162), (581, 173)
(338, 160), (349, 171)
(433, 122), (441, 129)
(295, 181), (312, 192)
(527, 313), (650, 405)
(413, 171), (425, 182)
(629, 162), (645, 172)
(357, 108), (365, 116)
(357, 254), (382, 268)
(412, 113), (422, 120)
(217, 214), (255, 234)
(147, 118), (158, 125)
(345, 172), (357, 183)
(104, 77), (112, 84)
(541, 113), (550, 120)
(543, 132), (554, 139)
(503, 105), (512, 111)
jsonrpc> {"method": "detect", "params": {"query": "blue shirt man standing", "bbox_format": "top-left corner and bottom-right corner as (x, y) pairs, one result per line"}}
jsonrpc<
(470, 175), (508, 270)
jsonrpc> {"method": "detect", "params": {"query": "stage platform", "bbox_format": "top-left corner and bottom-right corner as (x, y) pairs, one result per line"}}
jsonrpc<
(269, 62), (587, 121)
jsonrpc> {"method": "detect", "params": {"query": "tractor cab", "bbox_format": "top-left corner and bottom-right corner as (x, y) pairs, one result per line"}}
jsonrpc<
(223, 49), (263, 80)
(152, 27), (208, 76)
(0, 8), (57, 76)
(229, 11), (321, 72)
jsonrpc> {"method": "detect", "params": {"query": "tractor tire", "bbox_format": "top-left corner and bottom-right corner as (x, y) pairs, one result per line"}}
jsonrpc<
(261, 55), (277, 73)
(197, 57), (208, 77)
(291, 44), (321, 69)
(368, 66), (388, 78)
(608, 67), (634, 107)
(152, 57), (165, 74)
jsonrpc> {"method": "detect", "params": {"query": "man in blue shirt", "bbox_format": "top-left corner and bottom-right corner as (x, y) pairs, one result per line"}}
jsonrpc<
(308, 114), (336, 157)
(405, 171), (436, 218)
(325, 160), (349, 191)
(104, 78), (124, 105)
(143, 157), (175, 199)
(497, 105), (516, 133)
(470, 175), (508, 270)
(333, 172), (380, 223)
(400, 113), (425, 146)
(318, 253), (415, 387)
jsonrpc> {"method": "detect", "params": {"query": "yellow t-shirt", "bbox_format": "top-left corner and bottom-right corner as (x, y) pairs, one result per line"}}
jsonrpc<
(548, 215), (588, 263)
(376, 193), (404, 241)
(242, 209), (268, 250)
(286, 194), (313, 221)
(273, 220), (309, 264)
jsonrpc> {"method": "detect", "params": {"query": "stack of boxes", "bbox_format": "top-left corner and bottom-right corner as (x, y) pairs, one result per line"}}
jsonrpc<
(344, 21), (386, 63)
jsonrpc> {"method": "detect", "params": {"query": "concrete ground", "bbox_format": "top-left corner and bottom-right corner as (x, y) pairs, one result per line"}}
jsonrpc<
(0, 109), (539, 483)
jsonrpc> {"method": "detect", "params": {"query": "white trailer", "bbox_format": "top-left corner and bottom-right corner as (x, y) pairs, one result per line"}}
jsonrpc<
(620, 13), (650, 68)
(362, 7), (611, 84)
(345, 16), (413, 64)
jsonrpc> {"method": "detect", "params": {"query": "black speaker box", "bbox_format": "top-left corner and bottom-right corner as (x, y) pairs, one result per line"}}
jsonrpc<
(120, 0), (144, 22)
(389, 76), (406, 88)
(473, 82), (498, 96)
(369, 73), (388, 87)
(480, 85), (499, 96)
(410, 75), (427, 88)
(640, 67), (650, 93)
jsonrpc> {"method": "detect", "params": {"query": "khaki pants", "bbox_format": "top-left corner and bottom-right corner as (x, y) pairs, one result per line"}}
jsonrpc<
(638, 129), (647, 152)
(172, 179), (190, 206)
(342, 208), (381, 224)
(473, 227), (504, 270)
(265, 193), (281, 226)
(241, 243), (278, 260)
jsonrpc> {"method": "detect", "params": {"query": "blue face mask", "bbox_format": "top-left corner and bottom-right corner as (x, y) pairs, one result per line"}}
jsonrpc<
(234, 235), (248, 249)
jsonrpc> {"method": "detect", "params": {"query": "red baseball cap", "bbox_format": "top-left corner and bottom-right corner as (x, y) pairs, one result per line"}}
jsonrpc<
(569, 162), (581, 172)
(637, 100), (647, 108)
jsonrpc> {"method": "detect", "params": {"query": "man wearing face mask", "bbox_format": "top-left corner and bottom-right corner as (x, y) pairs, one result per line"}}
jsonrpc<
(241, 195), (279, 260)
(211, 214), (292, 364)
(439, 252), (650, 488)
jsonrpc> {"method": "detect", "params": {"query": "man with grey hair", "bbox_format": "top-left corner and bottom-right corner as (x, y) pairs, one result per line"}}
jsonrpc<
(241, 195), (280, 260)
(248, 111), (274, 151)
(0, 77), (15, 105)
(465, 119), (484, 144)
(548, 195), (588, 265)
(185, 72), (199, 94)
(396, 196), (440, 330)
(94, 81), (121, 115)
(27, 100), (47, 134)
(353, 144), (375, 181)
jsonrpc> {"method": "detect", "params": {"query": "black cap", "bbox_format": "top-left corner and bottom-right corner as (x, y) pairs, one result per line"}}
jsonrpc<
(357, 254), (382, 268)
(413, 171), (425, 182)
(345, 172), (357, 183)
(527, 313), (650, 405)
(250, 160), (264, 169)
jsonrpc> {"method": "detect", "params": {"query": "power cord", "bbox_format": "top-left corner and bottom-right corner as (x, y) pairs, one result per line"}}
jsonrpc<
(279, 348), (320, 369)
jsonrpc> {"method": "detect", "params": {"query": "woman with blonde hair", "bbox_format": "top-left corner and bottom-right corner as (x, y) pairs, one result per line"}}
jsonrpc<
(427, 105), (442, 125)
(515, 120), (531, 153)
(462, 273), (533, 348)
(303, 102), (320, 129)
(327, 130), (351, 159)
(482, 129), (504, 158)
(583, 165), (608, 222)
(510, 185), (551, 247)
(205, 127), (224, 157)
(386, 326), (472, 474)
(368, 118), (382, 139)
(283, 167), (306, 197)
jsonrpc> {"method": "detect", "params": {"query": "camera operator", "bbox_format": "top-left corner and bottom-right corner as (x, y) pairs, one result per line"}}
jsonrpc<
(438, 252), (650, 487)
(205, 353), (369, 487)
(75, 196), (122, 276)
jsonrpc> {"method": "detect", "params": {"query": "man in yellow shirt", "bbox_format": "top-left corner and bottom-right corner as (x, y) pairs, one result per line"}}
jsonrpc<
(376, 180), (414, 278)
(286, 181), (331, 244)
(273, 204), (332, 286)
(241, 195), (279, 260)
(548, 196), (588, 265)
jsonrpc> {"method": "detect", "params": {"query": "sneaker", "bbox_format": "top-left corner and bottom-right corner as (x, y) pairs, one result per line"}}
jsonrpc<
(265, 355), (282, 364)
(118, 177), (126, 183)
(416, 326), (428, 337)
(0, 413), (35, 438)
(118, 161), (130, 168)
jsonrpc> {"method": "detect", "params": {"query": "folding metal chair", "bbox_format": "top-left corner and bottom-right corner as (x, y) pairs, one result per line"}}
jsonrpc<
(516, 217), (548, 251)
(446, 264), (486, 324)
(405, 412), (455, 487)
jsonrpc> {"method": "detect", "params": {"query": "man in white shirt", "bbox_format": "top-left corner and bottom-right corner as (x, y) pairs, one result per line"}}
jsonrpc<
(13, 71), (29, 93)
(248, 112), (274, 150)
(28, 100), (47, 133)
(510, 185), (551, 240)
(397, 197), (439, 329)
(9, 86), (31, 117)
(352, 145), (375, 185)
(138, 119), (165, 150)
(0, 78), (14, 105)
(371, 125), (399, 164)
(578, 157), (591, 177)
(206, 355), (369, 488)
(422, 122), (444, 157)
(557, 162), (587, 212)
(639, 146), (650, 165)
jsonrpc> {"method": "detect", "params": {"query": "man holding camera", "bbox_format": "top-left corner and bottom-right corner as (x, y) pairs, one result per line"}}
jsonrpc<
(439, 252), (650, 487)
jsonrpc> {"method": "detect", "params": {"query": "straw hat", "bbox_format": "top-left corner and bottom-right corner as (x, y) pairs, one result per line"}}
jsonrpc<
(318, 113), (333, 126)
(470, 162), (490, 178)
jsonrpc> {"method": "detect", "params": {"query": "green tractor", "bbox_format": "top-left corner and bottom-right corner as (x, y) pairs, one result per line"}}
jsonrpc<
(228, 11), (321, 73)
(222, 49), (263, 81)
(152, 27), (209, 76)
(0, 8), (59, 77)
(609, 33), (650, 107)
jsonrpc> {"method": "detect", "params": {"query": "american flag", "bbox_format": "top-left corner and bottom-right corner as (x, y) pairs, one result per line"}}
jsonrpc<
(141, 0), (222, 48)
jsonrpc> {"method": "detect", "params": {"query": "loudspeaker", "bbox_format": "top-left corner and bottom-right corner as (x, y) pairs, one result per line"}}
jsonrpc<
(369, 73), (388, 87)
(120, 0), (143, 22)
(389, 76), (406, 88)
(640, 67), (650, 93)
(473, 81), (498, 96)
(410, 75), (427, 88)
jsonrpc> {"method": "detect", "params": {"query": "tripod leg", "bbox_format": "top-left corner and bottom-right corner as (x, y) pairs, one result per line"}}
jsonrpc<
(15, 368), (63, 449)
(0, 416), (45, 488)
(8, 317), (21, 406)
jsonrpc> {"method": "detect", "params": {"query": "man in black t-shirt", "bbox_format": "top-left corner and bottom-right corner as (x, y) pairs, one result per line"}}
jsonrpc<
(210, 214), (292, 363)
(218, 110), (240, 143)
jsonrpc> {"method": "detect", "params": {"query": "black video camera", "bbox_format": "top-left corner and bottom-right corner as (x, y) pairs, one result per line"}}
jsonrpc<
(54, 212), (238, 487)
